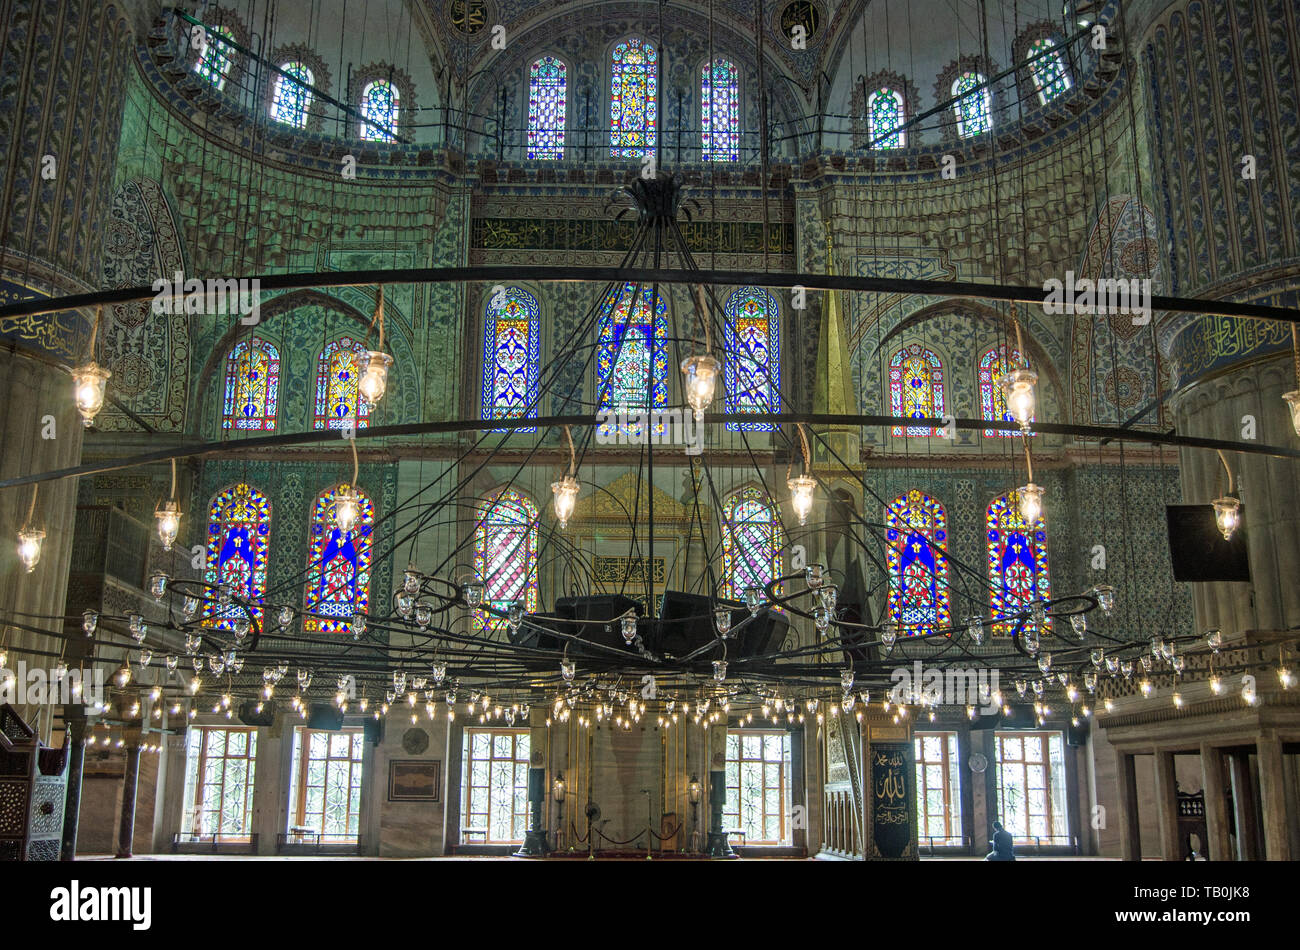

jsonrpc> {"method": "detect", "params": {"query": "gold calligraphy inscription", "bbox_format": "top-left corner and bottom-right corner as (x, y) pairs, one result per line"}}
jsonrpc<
(592, 555), (666, 587)
(1173, 315), (1291, 382)
(472, 218), (794, 255)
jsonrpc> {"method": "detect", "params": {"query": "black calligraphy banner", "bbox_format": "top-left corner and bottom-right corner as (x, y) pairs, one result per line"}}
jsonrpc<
(870, 742), (915, 859)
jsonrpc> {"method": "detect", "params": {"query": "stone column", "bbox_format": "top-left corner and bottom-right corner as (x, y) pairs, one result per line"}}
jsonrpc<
(1116, 752), (1142, 861)
(115, 741), (140, 858)
(1152, 749), (1181, 860)
(59, 716), (87, 860)
(1199, 744), (1233, 861)
(1256, 734), (1293, 861)
(1228, 752), (1261, 861)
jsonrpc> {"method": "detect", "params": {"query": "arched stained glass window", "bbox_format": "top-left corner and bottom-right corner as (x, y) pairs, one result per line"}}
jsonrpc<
(867, 88), (905, 148)
(595, 283), (668, 439)
(314, 337), (372, 430)
(527, 56), (567, 159)
(885, 490), (950, 637)
(203, 484), (271, 629)
(304, 484), (374, 634)
(701, 58), (739, 162)
(888, 343), (945, 437)
(195, 26), (235, 90)
(952, 72), (991, 137)
(360, 79), (399, 141)
(986, 492), (1051, 636)
(1028, 38), (1071, 105)
(978, 344), (1031, 437)
(610, 38), (658, 157)
(724, 287), (780, 431)
(721, 487), (783, 602)
(222, 339), (280, 431)
(271, 62), (315, 127)
(482, 287), (541, 431)
(473, 489), (540, 632)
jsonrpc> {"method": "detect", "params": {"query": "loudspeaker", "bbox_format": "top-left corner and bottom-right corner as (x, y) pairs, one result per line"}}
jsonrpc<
(363, 715), (384, 745)
(656, 591), (736, 657)
(554, 595), (644, 656)
(237, 700), (275, 727)
(737, 608), (792, 658)
(1166, 504), (1251, 582)
(1067, 720), (1089, 746)
(306, 703), (345, 731)
(973, 703), (1036, 730)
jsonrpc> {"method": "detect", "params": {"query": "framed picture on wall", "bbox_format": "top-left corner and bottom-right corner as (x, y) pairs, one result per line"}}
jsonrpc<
(388, 759), (441, 802)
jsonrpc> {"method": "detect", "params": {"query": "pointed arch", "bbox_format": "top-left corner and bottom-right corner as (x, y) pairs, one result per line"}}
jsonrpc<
(1027, 37), (1071, 105)
(724, 286), (780, 430)
(473, 489), (540, 632)
(951, 72), (991, 137)
(304, 484), (375, 634)
(867, 87), (906, 148)
(203, 484), (271, 629)
(609, 38), (658, 157)
(701, 58), (739, 161)
(885, 490), (950, 636)
(978, 343), (1031, 437)
(360, 79), (400, 141)
(595, 282), (669, 439)
(314, 337), (372, 430)
(986, 492), (1051, 636)
(221, 339), (280, 431)
(271, 62), (315, 127)
(527, 55), (568, 159)
(482, 286), (541, 430)
(721, 486), (784, 602)
(888, 343), (944, 437)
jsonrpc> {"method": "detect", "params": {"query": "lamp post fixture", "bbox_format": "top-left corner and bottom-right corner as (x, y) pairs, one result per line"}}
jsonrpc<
(553, 771), (567, 850)
(514, 751), (550, 857)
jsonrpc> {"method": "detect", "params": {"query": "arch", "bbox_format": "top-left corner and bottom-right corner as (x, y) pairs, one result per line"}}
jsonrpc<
(473, 488), (541, 632)
(221, 339), (280, 431)
(720, 486), (784, 602)
(203, 483), (271, 629)
(193, 24), (238, 92)
(885, 490), (950, 636)
(986, 492), (1051, 636)
(888, 343), (944, 436)
(724, 286), (780, 430)
(314, 337), (372, 430)
(304, 484), (375, 634)
(360, 79), (400, 141)
(1026, 37), (1071, 105)
(951, 71), (991, 138)
(701, 57), (740, 162)
(270, 62), (315, 128)
(481, 286), (541, 430)
(978, 343), (1032, 437)
(867, 87), (905, 149)
(595, 282), (669, 439)
(527, 55), (568, 159)
(609, 37), (658, 157)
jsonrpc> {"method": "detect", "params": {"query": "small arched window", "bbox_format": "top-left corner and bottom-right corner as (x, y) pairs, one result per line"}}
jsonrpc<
(721, 487), (783, 602)
(473, 489), (540, 632)
(951, 72), (991, 137)
(304, 484), (375, 634)
(701, 58), (739, 162)
(527, 56), (567, 159)
(222, 339), (280, 431)
(271, 62), (315, 127)
(724, 286), (780, 430)
(195, 26), (235, 91)
(978, 344), (1031, 437)
(986, 492), (1051, 637)
(867, 88), (905, 148)
(595, 283), (668, 439)
(610, 38), (658, 157)
(360, 79), (400, 141)
(888, 343), (944, 437)
(1028, 38), (1071, 105)
(885, 490), (950, 636)
(481, 287), (541, 431)
(314, 337), (372, 430)
(203, 484), (271, 629)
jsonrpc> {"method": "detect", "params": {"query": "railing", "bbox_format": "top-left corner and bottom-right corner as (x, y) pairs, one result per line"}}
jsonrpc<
(918, 835), (973, 856)
(822, 788), (862, 858)
(275, 831), (361, 855)
(1014, 834), (1079, 854)
(171, 832), (259, 854)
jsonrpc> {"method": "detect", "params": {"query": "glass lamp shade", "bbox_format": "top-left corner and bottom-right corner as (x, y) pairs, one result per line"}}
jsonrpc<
(560, 658), (576, 682)
(1000, 368), (1038, 429)
(16, 527), (45, 572)
(787, 474), (817, 526)
(712, 660), (727, 682)
(840, 669), (855, 692)
(805, 564), (824, 589)
(1016, 483), (1045, 525)
(688, 776), (702, 803)
(1212, 495), (1241, 540)
(621, 613), (638, 644)
(149, 572), (169, 601)
(1093, 584), (1116, 616)
(553, 775), (566, 802)
(432, 660), (447, 684)
(154, 500), (182, 551)
(358, 351), (394, 406)
(82, 610), (98, 635)
(968, 616), (985, 645)
(71, 361), (111, 427)
(333, 487), (360, 533)
(551, 474), (580, 528)
(714, 607), (732, 636)
(462, 580), (485, 607)
(743, 585), (764, 614)
(680, 354), (720, 415)
(1282, 390), (1300, 436)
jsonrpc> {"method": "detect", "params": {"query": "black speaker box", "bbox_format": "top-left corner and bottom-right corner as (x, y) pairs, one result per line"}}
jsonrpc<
(237, 700), (275, 727)
(363, 715), (384, 745)
(656, 591), (735, 657)
(1067, 721), (1089, 746)
(973, 703), (1036, 730)
(306, 703), (345, 731)
(1166, 504), (1250, 582)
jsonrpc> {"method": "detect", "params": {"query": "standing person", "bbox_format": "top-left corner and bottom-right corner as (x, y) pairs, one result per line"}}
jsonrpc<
(986, 820), (1016, 861)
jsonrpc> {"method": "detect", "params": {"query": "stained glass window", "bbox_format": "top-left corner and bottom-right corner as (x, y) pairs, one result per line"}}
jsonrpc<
(868, 88), (905, 148)
(888, 343), (945, 437)
(461, 728), (530, 844)
(721, 487), (783, 601)
(222, 340), (280, 430)
(1028, 38), (1071, 105)
(289, 728), (364, 840)
(527, 56), (567, 159)
(978, 344), (1031, 437)
(723, 731), (792, 845)
(701, 58), (739, 162)
(952, 72), (991, 137)
(360, 79), (399, 141)
(995, 732), (1068, 841)
(986, 492), (1051, 637)
(271, 62), (314, 127)
(885, 490), (951, 637)
(181, 728), (258, 840)
(595, 283), (668, 439)
(473, 489), (540, 633)
(304, 484), (374, 634)
(203, 484), (271, 630)
(914, 733), (963, 844)
(481, 287), (541, 431)
(610, 38), (658, 157)
(314, 337), (372, 430)
(724, 287), (780, 431)
(195, 26), (235, 91)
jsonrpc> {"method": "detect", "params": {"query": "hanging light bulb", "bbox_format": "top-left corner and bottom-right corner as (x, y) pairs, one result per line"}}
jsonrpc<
(402, 569), (421, 595)
(115, 665), (132, 688)
(462, 580), (485, 607)
(1083, 671), (1098, 692)
(154, 500), (182, 551)
(680, 354), (720, 417)
(1093, 585), (1116, 616)
(82, 609), (98, 635)
(1209, 675), (1223, 695)
(560, 658), (576, 682)
(16, 526), (44, 573)
(1212, 495), (1241, 540)
(1016, 483), (1045, 524)
(1278, 666), (1295, 689)
(1282, 390), (1300, 436)
(358, 351), (394, 406)
(551, 474), (579, 528)
(1001, 367), (1038, 430)
(148, 571), (169, 602)
(432, 660), (447, 684)
(1070, 613), (1087, 639)
(743, 585), (764, 615)
(840, 669), (855, 692)
(621, 613), (638, 645)
(880, 622), (898, 654)
(333, 486), (360, 533)
(967, 615), (985, 645)
(350, 612), (367, 641)
(712, 660), (727, 682)
(1241, 675), (1258, 706)
(1206, 629), (1223, 651)
(714, 607), (732, 637)
(787, 474), (817, 526)
(71, 361), (111, 427)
